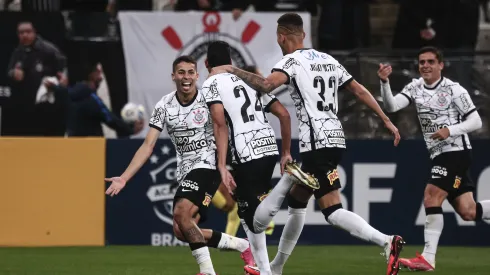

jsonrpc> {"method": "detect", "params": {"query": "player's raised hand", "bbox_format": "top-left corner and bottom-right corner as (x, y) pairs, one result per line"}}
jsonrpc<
(209, 65), (232, 78)
(377, 63), (392, 82)
(384, 120), (401, 146)
(431, 127), (450, 141)
(105, 177), (127, 197)
(280, 153), (293, 175)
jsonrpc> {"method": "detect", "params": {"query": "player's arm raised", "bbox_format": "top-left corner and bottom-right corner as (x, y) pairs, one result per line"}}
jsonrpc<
(378, 63), (411, 112)
(105, 127), (160, 196)
(267, 98), (292, 174)
(211, 65), (287, 94)
(345, 77), (401, 146)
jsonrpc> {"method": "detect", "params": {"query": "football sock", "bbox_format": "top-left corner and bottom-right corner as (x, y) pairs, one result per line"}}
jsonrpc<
(476, 201), (490, 220)
(207, 230), (249, 252)
(325, 206), (390, 247)
(241, 220), (272, 275)
(211, 190), (227, 209)
(190, 244), (215, 275)
(422, 207), (443, 266)
(270, 207), (306, 275)
(225, 203), (240, 236)
(253, 174), (295, 232)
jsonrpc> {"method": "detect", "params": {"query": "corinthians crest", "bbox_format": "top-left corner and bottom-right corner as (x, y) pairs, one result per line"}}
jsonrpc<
(161, 12), (259, 86)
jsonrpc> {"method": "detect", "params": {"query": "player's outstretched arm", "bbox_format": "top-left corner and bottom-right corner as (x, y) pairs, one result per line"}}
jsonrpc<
(210, 65), (287, 94)
(269, 100), (293, 174)
(378, 63), (410, 112)
(209, 104), (236, 192)
(105, 128), (160, 196)
(345, 79), (401, 146)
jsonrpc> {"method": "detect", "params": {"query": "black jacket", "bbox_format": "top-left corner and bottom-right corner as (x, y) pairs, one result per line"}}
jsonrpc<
(66, 82), (133, 137)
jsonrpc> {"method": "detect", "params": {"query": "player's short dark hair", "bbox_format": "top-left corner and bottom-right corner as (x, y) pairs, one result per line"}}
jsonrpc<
(17, 21), (35, 31)
(277, 13), (303, 33)
(418, 46), (443, 63)
(82, 61), (99, 80)
(207, 41), (232, 68)
(241, 65), (258, 74)
(172, 55), (197, 72)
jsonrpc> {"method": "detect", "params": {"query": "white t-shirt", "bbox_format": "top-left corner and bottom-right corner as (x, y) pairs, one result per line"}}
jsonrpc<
(272, 48), (353, 153)
(148, 90), (216, 182)
(202, 73), (279, 164)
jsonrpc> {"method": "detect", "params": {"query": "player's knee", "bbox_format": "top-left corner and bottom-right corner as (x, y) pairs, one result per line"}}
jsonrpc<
(172, 222), (186, 241)
(321, 203), (343, 221)
(287, 192), (308, 209)
(222, 201), (236, 213)
(173, 201), (192, 224)
(457, 204), (477, 221)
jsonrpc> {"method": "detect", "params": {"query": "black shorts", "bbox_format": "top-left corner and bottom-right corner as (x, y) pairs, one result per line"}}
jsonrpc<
(429, 150), (474, 202)
(173, 168), (220, 223)
(301, 147), (344, 199)
(232, 155), (278, 222)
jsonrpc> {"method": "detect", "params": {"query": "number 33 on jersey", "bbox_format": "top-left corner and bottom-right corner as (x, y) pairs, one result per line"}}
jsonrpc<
(272, 49), (354, 152)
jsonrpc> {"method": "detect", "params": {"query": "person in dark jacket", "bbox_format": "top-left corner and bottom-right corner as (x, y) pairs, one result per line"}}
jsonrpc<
(61, 62), (143, 137)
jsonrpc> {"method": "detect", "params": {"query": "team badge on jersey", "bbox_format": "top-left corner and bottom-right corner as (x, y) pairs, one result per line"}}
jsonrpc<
(192, 109), (206, 125)
(436, 92), (449, 107)
(453, 176), (462, 189)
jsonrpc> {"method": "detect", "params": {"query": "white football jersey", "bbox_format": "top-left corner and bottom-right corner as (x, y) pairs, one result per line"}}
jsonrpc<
(202, 73), (279, 164)
(272, 48), (353, 152)
(401, 77), (476, 159)
(149, 90), (216, 182)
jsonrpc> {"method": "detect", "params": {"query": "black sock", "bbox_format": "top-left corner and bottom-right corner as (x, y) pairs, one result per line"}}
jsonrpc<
(206, 230), (222, 248)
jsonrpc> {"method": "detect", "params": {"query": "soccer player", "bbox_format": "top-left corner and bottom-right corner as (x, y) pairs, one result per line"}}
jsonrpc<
(211, 65), (278, 239)
(210, 13), (405, 275)
(378, 46), (489, 271)
(105, 56), (254, 275)
(202, 41), (317, 275)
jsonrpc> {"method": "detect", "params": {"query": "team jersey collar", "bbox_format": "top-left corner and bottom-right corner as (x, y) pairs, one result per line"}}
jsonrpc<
(176, 89), (198, 107)
(424, 77), (443, 90)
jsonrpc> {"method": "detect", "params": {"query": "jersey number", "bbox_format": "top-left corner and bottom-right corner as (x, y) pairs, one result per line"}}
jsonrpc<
(315, 76), (337, 114)
(234, 85), (267, 123)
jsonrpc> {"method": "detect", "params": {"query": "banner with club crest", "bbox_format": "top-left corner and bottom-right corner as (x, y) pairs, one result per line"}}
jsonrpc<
(119, 11), (312, 139)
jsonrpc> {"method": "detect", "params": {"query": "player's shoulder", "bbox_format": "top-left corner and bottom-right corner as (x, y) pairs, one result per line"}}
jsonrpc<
(404, 77), (424, 90)
(155, 91), (177, 108)
(440, 77), (464, 93)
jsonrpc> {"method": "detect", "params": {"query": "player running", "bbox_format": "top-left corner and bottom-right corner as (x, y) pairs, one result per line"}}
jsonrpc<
(105, 56), (254, 275)
(210, 13), (405, 275)
(378, 46), (489, 271)
(202, 41), (319, 275)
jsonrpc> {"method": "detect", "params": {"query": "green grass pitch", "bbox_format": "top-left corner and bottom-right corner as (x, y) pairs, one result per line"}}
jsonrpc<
(1, 245), (489, 274)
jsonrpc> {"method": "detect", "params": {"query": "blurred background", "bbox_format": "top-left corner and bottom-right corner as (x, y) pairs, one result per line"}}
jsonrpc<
(0, 1), (489, 274)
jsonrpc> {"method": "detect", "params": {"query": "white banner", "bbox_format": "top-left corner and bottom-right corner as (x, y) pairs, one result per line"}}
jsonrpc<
(119, 11), (312, 138)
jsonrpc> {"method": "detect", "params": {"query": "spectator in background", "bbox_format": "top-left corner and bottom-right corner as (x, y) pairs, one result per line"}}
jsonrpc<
(317, 0), (370, 51)
(6, 21), (67, 136)
(63, 62), (143, 137)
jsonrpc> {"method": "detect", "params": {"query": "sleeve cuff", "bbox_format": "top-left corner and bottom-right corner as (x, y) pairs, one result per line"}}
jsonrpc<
(400, 93), (412, 105)
(149, 124), (163, 132)
(271, 68), (291, 85)
(206, 100), (223, 107)
(462, 108), (477, 119)
(264, 98), (278, 113)
(338, 77), (354, 90)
